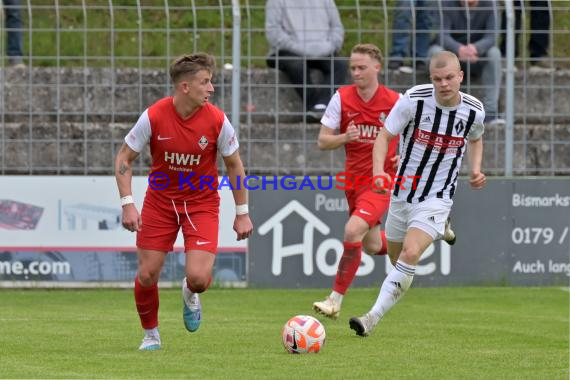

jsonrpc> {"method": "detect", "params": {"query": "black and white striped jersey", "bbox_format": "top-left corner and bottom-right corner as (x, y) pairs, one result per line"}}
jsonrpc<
(384, 84), (485, 204)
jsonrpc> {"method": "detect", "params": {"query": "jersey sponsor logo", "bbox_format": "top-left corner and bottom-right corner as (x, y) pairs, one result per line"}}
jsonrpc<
(347, 111), (360, 118)
(198, 136), (208, 150)
(428, 216), (436, 223)
(359, 209), (371, 216)
(164, 151), (201, 166)
(158, 135), (173, 141)
(422, 115), (431, 123)
(196, 240), (210, 246)
(356, 124), (381, 140)
(413, 129), (464, 154)
(454, 120), (465, 134)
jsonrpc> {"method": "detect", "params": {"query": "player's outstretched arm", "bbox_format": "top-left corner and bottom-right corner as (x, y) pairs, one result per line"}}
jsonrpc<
(372, 128), (395, 193)
(467, 138), (486, 190)
(115, 143), (142, 232)
(223, 151), (253, 241)
(317, 123), (359, 150)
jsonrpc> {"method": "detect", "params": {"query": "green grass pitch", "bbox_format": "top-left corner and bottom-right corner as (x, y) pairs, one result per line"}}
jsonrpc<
(1, 287), (568, 379)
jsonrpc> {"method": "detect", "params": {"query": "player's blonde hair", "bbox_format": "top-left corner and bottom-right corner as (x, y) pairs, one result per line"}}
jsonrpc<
(429, 50), (461, 71)
(169, 53), (216, 83)
(351, 43), (383, 65)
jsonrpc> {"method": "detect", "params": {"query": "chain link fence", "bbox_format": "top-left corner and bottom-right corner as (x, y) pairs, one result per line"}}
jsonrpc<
(0, 0), (568, 176)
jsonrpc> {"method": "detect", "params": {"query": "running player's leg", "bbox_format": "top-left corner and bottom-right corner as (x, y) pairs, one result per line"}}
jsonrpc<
(350, 199), (451, 336)
(135, 249), (167, 350)
(442, 216), (457, 245)
(350, 228), (432, 337)
(361, 193), (391, 255)
(135, 196), (178, 350)
(181, 208), (218, 332)
(182, 250), (215, 332)
(387, 240), (403, 266)
(375, 199), (452, 319)
(313, 214), (370, 319)
(362, 224), (382, 254)
(315, 191), (386, 320)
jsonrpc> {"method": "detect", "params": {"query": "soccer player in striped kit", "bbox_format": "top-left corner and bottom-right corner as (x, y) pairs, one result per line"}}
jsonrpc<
(115, 53), (253, 350)
(350, 50), (486, 336)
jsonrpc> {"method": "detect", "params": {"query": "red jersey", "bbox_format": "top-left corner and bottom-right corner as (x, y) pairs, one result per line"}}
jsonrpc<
(125, 97), (239, 205)
(337, 85), (400, 178)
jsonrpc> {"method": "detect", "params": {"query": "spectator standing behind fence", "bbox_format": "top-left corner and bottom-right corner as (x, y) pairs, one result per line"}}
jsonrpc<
(265, 0), (347, 118)
(500, 0), (554, 72)
(3, 0), (24, 68)
(388, 0), (438, 74)
(428, 0), (504, 126)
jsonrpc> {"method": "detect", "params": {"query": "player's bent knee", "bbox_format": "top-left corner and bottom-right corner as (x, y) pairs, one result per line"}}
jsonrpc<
(138, 270), (159, 286)
(187, 281), (209, 293)
(362, 241), (381, 255)
(399, 245), (422, 264)
(343, 226), (358, 242)
(186, 276), (211, 293)
(344, 222), (367, 242)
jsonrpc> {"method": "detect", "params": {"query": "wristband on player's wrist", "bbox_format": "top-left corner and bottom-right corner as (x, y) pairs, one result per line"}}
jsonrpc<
(236, 204), (248, 215)
(121, 195), (134, 207)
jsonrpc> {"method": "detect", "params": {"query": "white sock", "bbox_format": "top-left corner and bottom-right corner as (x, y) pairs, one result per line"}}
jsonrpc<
(144, 327), (159, 337)
(370, 260), (416, 320)
(330, 291), (344, 305)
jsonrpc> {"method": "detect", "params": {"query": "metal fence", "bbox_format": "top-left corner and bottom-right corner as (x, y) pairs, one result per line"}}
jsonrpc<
(0, 0), (568, 176)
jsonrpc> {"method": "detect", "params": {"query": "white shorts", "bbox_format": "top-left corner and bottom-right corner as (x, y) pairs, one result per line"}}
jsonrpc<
(385, 198), (453, 242)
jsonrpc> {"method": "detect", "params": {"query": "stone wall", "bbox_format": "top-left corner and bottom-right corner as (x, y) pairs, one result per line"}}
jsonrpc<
(0, 67), (568, 175)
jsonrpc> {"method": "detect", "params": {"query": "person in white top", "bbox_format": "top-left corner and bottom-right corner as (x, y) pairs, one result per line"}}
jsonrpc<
(349, 50), (486, 337)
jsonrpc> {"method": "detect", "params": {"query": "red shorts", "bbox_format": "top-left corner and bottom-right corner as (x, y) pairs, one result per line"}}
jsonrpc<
(346, 189), (391, 228)
(136, 193), (219, 253)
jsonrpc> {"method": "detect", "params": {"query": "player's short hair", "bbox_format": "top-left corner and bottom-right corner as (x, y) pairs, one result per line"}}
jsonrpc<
(430, 50), (461, 71)
(170, 53), (216, 83)
(351, 43), (383, 65)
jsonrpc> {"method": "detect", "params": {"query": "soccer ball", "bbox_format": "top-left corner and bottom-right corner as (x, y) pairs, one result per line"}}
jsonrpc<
(281, 315), (326, 354)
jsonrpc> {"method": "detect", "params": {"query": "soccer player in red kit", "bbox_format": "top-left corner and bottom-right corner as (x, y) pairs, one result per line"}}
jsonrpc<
(114, 53), (253, 350)
(312, 44), (401, 319)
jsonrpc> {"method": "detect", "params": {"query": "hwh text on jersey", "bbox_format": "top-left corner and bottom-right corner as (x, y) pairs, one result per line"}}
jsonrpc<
(164, 151), (201, 166)
(356, 124), (382, 141)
